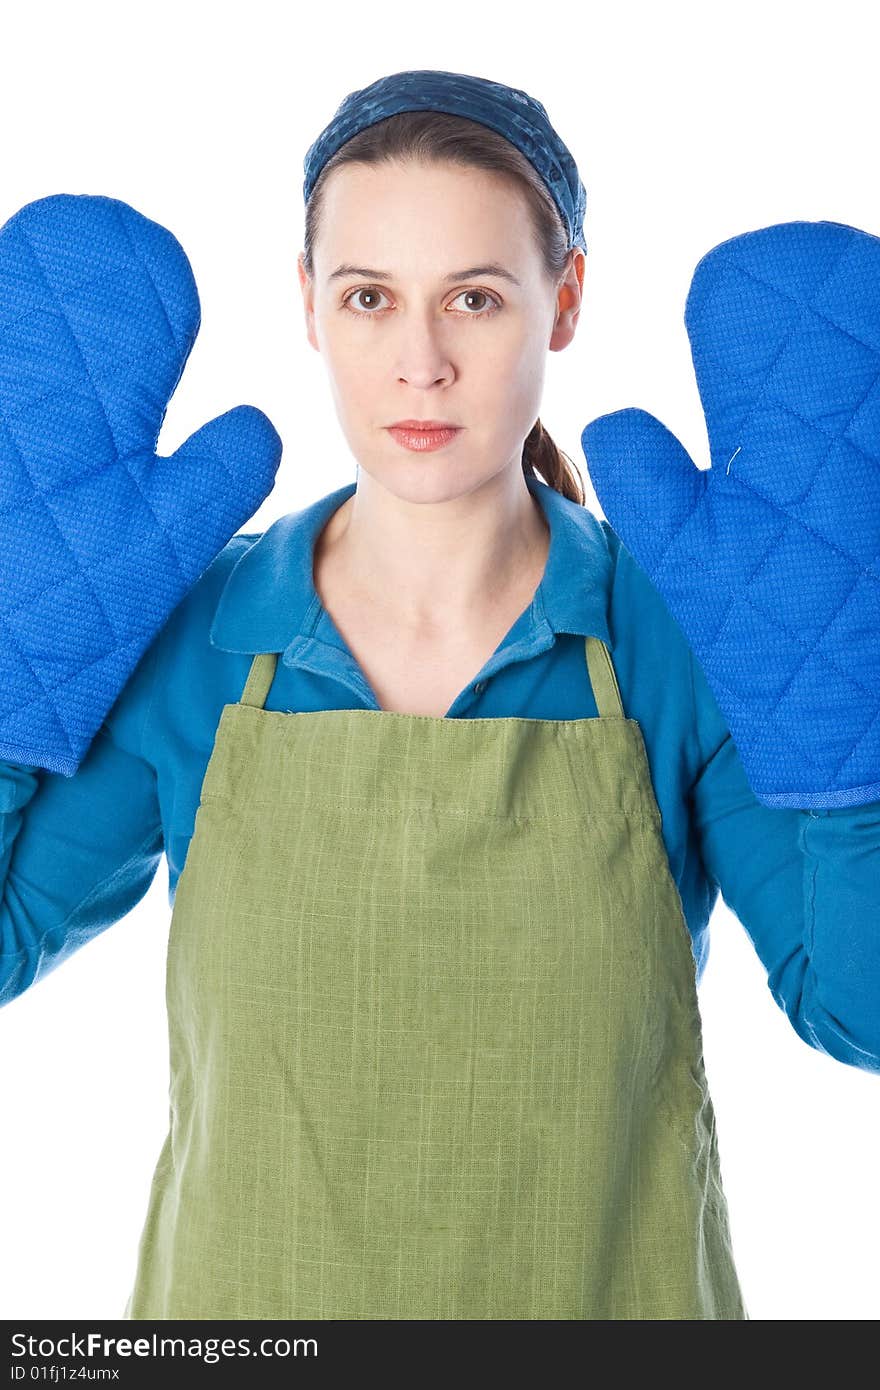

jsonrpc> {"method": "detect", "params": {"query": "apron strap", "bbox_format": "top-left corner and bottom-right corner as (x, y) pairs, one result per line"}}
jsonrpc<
(236, 641), (624, 719)
(239, 651), (279, 709)
(585, 636), (624, 718)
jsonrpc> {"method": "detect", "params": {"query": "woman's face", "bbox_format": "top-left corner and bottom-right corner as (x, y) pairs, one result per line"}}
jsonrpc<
(298, 159), (583, 504)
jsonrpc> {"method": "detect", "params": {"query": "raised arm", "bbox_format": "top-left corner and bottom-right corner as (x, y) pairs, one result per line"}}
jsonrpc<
(687, 640), (880, 1073)
(0, 191), (282, 1002)
(0, 637), (164, 1006)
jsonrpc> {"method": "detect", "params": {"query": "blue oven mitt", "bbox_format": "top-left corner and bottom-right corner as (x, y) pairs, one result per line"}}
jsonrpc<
(581, 219), (880, 811)
(0, 193), (282, 777)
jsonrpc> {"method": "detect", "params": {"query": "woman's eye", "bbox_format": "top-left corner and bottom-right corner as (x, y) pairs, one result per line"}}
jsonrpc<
(451, 289), (500, 315)
(343, 287), (391, 313)
(342, 287), (501, 317)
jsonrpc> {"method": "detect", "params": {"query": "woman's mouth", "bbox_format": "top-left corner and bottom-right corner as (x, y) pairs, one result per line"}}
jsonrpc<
(386, 425), (462, 452)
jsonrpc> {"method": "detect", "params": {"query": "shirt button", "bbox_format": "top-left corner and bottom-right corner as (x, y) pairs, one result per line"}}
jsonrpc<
(473, 681), (486, 693)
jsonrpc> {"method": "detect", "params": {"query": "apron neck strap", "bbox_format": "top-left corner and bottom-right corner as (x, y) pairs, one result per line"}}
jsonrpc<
(585, 636), (624, 718)
(239, 651), (279, 709)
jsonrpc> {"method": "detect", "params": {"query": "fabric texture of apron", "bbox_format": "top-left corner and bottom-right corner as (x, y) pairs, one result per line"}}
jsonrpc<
(123, 634), (748, 1320)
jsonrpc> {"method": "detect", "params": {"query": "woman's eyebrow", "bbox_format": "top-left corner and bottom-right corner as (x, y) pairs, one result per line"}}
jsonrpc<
(327, 262), (522, 285)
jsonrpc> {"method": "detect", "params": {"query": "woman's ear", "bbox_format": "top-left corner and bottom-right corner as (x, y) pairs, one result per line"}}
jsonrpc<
(297, 251), (320, 354)
(549, 248), (585, 350)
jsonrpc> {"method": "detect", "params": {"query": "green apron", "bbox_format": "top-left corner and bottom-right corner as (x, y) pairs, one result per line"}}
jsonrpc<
(124, 634), (748, 1319)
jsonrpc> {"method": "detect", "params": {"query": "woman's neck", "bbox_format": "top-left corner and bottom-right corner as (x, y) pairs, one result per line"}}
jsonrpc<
(314, 473), (550, 636)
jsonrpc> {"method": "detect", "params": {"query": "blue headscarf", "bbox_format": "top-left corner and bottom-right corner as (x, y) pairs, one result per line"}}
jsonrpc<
(303, 68), (588, 254)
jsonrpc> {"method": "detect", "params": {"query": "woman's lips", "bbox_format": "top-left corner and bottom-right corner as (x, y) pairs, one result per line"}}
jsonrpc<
(387, 425), (462, 452)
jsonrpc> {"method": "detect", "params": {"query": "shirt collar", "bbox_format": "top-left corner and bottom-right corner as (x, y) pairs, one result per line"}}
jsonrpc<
(209, 472), (614, 657)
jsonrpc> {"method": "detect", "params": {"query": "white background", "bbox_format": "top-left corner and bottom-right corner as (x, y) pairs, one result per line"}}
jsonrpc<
(1, 0), (878, 1322)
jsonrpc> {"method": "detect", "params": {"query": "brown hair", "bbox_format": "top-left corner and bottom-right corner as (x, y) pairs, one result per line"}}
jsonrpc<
(301, 109), (586, 506)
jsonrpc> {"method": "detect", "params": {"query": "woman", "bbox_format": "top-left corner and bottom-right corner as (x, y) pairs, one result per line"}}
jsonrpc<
(2, 69), (876, 1321)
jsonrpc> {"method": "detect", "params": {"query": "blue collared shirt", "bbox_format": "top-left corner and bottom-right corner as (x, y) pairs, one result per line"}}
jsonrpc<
(2, 474), (879, 1072)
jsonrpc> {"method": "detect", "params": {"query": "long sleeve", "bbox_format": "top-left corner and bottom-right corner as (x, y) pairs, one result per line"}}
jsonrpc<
(0, 635), (164, 1007)
(687, 641), (880, 1074)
